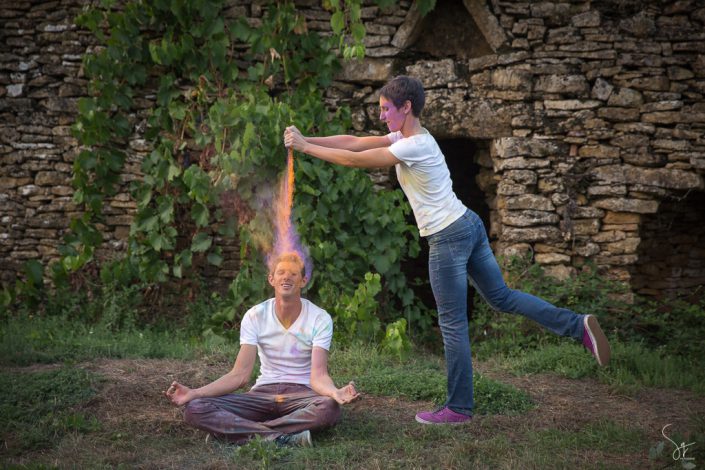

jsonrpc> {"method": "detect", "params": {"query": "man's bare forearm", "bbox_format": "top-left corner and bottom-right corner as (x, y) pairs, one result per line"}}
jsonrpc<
(310, 373), (339, 399)
(193, 371), (249, 399)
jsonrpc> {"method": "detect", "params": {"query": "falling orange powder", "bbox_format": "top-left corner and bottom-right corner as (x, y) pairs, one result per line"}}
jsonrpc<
(270, 147), (296, 265)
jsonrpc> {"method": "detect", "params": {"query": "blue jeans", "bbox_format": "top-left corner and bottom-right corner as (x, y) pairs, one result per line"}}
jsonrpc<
(427, 210), (585, 415)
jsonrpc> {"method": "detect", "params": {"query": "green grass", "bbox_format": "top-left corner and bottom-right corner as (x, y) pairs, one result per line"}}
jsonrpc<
(0, 367), (102, 455)
(527, 420), (645, 453)
(330, 343), (533, 415)
(192, 417), (649, 469)
(0, 315), (239, 366)
(3, 312), (703, 469)
(505, 340), (705, 395)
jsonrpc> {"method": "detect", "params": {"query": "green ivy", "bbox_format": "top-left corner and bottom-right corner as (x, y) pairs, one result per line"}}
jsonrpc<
(56, 0), (439, 349)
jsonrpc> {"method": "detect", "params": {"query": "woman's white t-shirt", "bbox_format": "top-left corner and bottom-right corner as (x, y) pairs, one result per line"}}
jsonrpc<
(387, 129), (467, 236)
(240, 298), (333, 387)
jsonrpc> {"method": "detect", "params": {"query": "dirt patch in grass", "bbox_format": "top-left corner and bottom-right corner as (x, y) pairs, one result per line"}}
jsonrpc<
(4, 358), (704, 469)
(474, 361), (704, 437)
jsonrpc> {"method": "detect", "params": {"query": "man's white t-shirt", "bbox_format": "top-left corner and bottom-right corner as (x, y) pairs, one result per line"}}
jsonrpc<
(239, 298), (333, 387)
(387, 129), (467, 236)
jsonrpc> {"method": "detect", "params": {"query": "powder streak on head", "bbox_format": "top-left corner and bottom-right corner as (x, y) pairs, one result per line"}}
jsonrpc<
(267, 147), (313, 279)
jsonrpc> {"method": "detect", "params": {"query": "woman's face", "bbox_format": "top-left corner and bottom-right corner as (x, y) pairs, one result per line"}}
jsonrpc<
(379, 95), (408, 133)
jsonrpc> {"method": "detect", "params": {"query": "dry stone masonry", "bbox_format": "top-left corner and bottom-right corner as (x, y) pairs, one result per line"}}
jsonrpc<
(2, 0), (705, 299)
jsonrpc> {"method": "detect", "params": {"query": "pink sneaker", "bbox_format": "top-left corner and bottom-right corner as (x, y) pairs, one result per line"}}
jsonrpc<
(415, 406), (472, 425)
(583, 315), (611, 366)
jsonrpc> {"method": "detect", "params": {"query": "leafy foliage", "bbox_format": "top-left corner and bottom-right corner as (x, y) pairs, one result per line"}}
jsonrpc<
(471, 255), (705, 360)
(49, 0), (439, 353)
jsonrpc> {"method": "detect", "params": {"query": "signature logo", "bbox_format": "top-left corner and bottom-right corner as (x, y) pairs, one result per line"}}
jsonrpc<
(662, 424), (696, 467)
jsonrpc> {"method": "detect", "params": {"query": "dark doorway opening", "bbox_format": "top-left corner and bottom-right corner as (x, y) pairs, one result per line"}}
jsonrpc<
(631, 191), (705, 302)
(410, 0), (494, 60)
(400, 139), (493, 320)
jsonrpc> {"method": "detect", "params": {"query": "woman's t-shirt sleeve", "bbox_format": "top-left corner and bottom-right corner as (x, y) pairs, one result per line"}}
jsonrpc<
(388, 136), (427, 167)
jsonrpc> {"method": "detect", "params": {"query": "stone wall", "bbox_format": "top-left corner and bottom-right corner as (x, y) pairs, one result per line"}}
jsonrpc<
(2, 0), (705, 298)
(1, 0), (97, 281)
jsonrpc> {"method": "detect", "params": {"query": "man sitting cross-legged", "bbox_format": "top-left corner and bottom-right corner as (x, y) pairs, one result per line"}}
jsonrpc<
(165, 252), (359, 446)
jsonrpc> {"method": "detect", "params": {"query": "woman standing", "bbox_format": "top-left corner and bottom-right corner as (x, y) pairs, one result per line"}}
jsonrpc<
(283, 75), (610, 424)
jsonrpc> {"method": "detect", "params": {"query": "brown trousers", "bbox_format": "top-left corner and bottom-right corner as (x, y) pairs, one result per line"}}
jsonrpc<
(183, 383), (341, 444)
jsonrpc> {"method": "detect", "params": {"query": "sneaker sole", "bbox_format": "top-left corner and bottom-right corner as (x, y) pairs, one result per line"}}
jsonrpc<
(299, 430), (313, 447)
(585, 315), (610, 366)
(415, 415), (470, 425)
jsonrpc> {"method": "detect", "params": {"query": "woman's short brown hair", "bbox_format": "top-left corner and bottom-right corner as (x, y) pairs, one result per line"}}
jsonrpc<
(379, 75), (425, 117)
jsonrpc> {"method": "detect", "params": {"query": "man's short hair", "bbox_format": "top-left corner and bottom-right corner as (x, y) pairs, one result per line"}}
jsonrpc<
(269, 251), (306, 277)
(379, 75), (425, 117)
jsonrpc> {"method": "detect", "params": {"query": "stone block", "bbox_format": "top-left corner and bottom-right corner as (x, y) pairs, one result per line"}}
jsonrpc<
(571, 206), (605, 218)
(597, 107), (640, 121)
(667, 66), (695, 80)
(591, 164), (625, 184)
(572, 11), (600, 28)
(466, 55), (499, 72)
(604, 212), (641, 224)
(492, 137), (565, 158)
(491, 67), (532, 91)
(578, 144), (620, 159)
(616, 75), (670, 91)
(35, 171), (68, 186)
(543, 264), (576, 280)
(691, 155), (705, 170)
(546, 25), (579, 44)
(535, 74), (589, 95)
(619, 12), (656, 38)
(642, 111), (705, 123)
(652, 139), (689, 151)
(591, 77), (613, 101)
(607, 87), (643, 107)
(592, 198), (659, 213)
(536, 252), (572, 264)
(462, 0), (510, 51)
(391, 2), (423, 49)
(622, 151), (669, 168)
(572, 219), (601, 235)
(604, 237), (641, 254)
(338, 58), (395, 84)
(0, 177), (31, 188)
(504, 194), (555, 211)
(504, 170), (537, 185)
(610, 134), (649, 149)
(502, 210), (560, 227)
(423, 91), (514, 139)
(497, 181), (529, 196)
(595, 254), (638, 266)
(613, 122), (656, 134)
(544, 99), (601, 110)
(617, 53), (663, 67)
(363, 35), (390, 48)
(501, 226), (562, 243)
(623, 166), (704, 190)
(406, 59), (456, 88)
(593, 230), (627, 243)
(576, 242), (600, 257)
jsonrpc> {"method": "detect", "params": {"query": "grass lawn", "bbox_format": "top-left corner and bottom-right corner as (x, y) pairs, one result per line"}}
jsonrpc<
(2, 316), (704, 469)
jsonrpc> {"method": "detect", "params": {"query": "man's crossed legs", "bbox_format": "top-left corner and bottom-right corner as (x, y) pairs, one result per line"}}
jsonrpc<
(184, 383), (340, 445)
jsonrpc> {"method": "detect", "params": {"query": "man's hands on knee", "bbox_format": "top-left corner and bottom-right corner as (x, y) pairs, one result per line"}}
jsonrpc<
(332, 381), (360, 405)
(164, 381), (195, 406)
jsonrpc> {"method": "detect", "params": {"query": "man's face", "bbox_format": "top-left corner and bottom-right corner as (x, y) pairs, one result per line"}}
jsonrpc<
(379, 95), (408, 133)
(268, 260), (306, 298)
